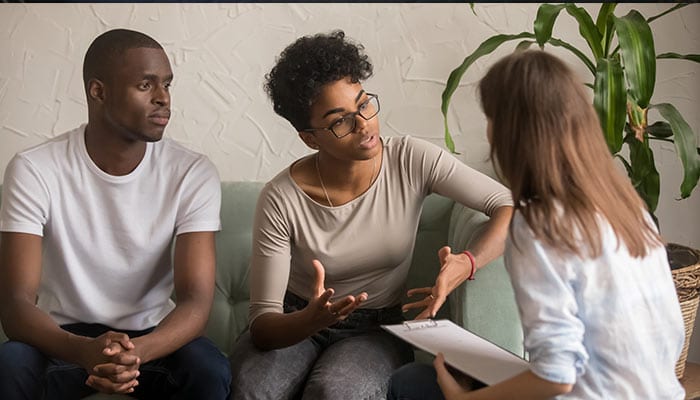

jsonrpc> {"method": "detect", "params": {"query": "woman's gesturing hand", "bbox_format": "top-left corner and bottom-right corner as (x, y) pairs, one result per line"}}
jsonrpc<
(403, 246), (472, 319)
(305, 259), (368, 329)
(402, 286), (443, 320)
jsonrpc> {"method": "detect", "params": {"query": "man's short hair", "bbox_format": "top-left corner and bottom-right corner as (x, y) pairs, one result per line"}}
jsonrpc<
(82, 28), (163, 88)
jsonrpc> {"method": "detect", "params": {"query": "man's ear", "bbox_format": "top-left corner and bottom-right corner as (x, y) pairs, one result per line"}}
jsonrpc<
(299, 131), (320, 150)
(87, 79), (105, 103)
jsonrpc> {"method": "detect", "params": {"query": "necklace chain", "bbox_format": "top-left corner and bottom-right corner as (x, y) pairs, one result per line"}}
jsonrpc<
(315, 154), (334, 207)
(315, 153), (377, 207)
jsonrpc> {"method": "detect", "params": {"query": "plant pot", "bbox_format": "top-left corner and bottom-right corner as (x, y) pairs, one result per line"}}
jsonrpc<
(668, 243), (700, 379)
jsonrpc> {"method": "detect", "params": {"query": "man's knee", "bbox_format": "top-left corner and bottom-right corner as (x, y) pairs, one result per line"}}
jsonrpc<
(177, 337), (231, 387)
(0, 341), (46, 399)
(0, 341), (45, 372)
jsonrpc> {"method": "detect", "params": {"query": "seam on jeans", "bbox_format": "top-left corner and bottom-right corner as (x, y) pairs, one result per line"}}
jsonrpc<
(138, 364), (178, 386)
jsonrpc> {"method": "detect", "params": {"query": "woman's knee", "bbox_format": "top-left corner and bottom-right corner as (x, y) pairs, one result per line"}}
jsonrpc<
(230, 332), (319, 400)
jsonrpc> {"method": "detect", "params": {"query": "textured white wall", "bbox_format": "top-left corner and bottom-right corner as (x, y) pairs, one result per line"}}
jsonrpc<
(1, 3), (700, 358)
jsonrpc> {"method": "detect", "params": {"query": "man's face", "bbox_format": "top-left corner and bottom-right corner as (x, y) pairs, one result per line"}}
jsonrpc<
(101, 47), (173, 143)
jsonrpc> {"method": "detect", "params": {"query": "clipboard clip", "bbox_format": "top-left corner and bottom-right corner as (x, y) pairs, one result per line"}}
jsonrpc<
(403, 319), (438, 331)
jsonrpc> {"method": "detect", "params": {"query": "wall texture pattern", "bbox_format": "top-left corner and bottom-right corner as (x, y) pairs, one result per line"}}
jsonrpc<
(1, 3), (700, 359)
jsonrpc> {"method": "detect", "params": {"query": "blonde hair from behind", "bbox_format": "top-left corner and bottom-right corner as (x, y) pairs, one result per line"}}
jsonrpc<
(479, 50), (660, 258)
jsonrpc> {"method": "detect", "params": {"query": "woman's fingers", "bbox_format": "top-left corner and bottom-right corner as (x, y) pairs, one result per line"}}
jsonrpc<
(333, 292), (368, 316)
(311, 259), (326, 297)
(406, 286), (433, 297)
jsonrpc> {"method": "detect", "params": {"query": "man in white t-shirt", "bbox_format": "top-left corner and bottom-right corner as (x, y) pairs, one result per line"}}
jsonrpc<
(0, 29), (230, 399)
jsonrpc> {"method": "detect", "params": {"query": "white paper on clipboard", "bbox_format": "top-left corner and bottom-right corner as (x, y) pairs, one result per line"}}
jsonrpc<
(382, 319), (528, 385)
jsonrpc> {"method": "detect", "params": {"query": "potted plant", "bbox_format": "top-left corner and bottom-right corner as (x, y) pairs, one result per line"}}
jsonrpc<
(440, 3), (700, 378)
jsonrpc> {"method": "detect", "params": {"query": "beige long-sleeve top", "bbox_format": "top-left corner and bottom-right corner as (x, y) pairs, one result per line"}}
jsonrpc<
(249, 136), (512, 324)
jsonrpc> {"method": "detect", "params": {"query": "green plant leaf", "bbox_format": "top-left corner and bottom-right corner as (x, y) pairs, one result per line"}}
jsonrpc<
(626, 133), (660, 213)
(441, 32), (535, 153)
(627, 95), (646, 133)
(596, 3), (617, 56)
(515, 40), (536, 51)
(594, 58), (626, 154)
(614, 10), (656, 108)
(647, 3), (690, 24)
(615, 153), (633, 176)
(652, 103), (700, 199)
(657, 53), (700, 63)
(565, 4), (604, 59)
(526, 3), (597, 75)
(595, 3), (616, 33)
(547, 37), (596, 75)
(534, 4), (567, 48)
(646, 121), (673, 138)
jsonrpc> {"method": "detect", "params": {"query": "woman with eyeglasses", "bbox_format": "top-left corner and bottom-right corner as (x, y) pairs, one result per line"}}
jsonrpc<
(229, 30), (513, 400)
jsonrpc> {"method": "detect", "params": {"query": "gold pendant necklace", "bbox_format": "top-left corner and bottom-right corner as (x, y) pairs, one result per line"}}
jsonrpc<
(315, 153), (377, 207)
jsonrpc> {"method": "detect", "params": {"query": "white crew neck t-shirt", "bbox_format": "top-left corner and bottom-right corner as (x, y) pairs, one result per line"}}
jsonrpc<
(0, 125), (221, 330)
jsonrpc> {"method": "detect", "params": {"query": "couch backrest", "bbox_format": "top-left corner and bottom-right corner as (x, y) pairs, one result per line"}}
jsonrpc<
(0, 183), (456, 355)
(207, 182), (264, 354)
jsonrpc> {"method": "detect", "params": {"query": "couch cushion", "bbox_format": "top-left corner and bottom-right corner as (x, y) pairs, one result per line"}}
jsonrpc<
(207, 181), (265, 356)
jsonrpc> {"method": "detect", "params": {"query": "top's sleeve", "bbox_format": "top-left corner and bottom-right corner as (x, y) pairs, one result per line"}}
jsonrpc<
(0, 154), (50, 236)
(175, 156), (222, 235)
(248, 183), (293, 324)
(505, 215), (588, 384)
(404, 137), (512, 216)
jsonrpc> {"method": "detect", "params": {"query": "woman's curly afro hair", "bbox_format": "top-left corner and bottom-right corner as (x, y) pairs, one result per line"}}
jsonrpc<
(264, 30), (373, 131)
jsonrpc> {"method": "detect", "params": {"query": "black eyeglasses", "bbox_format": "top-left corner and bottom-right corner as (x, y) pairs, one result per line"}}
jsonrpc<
(303, 94), (380, 139)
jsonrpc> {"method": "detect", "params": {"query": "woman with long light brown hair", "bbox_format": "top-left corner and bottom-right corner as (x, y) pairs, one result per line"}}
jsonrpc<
(389, 50), (685, 399)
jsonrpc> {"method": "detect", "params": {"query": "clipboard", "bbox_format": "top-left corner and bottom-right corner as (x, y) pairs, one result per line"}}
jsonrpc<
(382, 319), (528, 385)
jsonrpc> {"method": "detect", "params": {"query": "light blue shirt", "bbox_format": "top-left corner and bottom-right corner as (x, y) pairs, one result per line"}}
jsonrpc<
(505, 212), (685, 399)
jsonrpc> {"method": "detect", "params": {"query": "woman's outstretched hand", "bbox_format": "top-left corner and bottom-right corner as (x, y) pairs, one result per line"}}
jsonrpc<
(402, 285), (443, 320)
(403, 246), (458, 319)
(304, 259), (368, 329)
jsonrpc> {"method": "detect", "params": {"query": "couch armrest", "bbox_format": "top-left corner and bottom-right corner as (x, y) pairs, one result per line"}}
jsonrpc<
(447, 203), (524, 357)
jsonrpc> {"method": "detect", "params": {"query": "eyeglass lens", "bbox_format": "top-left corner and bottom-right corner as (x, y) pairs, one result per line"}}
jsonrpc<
(332, 96), (380, 137)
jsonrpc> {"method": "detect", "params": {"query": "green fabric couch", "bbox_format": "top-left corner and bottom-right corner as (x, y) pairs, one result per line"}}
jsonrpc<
(0, 182), (523, 399)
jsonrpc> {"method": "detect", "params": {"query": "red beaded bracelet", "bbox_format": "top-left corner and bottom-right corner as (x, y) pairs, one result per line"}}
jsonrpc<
(463, 250), (476, 280)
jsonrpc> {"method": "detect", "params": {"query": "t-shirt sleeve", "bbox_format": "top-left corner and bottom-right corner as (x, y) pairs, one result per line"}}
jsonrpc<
(505, 214), (589, 384)
(0, 154), (49, 236)
(404, 137), (512, 216)
(248, 183), (292, 324)
(175, 156), (222, 235)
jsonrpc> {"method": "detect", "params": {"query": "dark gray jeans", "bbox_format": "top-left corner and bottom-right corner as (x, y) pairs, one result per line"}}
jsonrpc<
(229, 292), (414, 400)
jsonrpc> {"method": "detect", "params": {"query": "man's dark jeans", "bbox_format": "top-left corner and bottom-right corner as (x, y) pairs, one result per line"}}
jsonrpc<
(0, 323), (231, 400)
